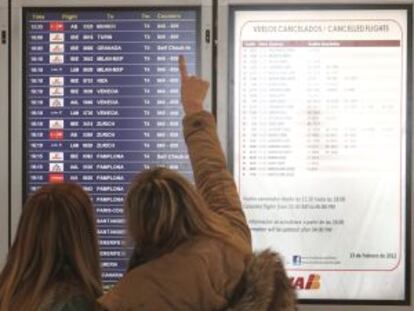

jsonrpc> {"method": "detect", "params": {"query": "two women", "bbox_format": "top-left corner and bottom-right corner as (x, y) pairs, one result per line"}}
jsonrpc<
(0, 56), (296, 311)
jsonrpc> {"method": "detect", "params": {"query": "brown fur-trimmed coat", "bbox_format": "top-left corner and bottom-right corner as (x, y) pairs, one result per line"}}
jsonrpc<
(99, 112), (297, 311)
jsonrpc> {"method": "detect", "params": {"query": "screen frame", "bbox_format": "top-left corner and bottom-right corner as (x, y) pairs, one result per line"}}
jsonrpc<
(218, 0), (413, 307)
(10, 0), (213, 258)
(0, 0), (9, 269)
(21, 6), (203, 287)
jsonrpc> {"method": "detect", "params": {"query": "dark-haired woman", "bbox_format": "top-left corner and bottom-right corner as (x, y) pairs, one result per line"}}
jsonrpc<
(98, 56), (252, 311)
(0, 183), (103, 311)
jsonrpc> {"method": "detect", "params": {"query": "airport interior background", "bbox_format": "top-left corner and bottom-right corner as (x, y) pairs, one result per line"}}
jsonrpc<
(0, 0), (413, 310)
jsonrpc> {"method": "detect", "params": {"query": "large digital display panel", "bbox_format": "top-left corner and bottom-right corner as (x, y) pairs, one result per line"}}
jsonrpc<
(24, 8), (199, 287)
(230, 6), (411, 302)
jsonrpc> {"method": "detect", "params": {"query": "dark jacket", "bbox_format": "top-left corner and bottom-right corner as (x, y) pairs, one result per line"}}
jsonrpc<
(38, 284), (101, 311)
(98, 111), (252, 311)
(226, 250), (298, 311)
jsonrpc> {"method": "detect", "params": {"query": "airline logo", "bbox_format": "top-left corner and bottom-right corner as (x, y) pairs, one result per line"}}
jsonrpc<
(49, 130), (64, 140)
(49, 163), (64, 172)
(49, 54), (64, 64)
(50, 33), (64, 42)
(50, 21), (64, 32)
(49, 152), (64, 161)
(49, 173), (64, 183)
(49, 44), (64, 53)
(49, 87), (64, 96)
(50, 77), (64, 86)
(290, 274), (321, 290)
(49, 119), (64, 129)
(49, 98), (64, 107)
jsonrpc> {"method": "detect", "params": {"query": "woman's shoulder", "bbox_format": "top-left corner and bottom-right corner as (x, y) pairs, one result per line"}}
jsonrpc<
(60, 295), (101, 311)
(134, 236), (247, 287)
(180, 235), (250, 264)
(39, 284), (101, 311)
(99, 237), (249, 311)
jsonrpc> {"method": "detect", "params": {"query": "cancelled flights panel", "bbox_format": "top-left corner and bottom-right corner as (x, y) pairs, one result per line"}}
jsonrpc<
(24, 8), (199, 287)
(231, 7), (410, 301)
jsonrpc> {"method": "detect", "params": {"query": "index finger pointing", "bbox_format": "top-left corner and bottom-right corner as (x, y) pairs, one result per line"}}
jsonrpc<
(179, 55), (188, 80)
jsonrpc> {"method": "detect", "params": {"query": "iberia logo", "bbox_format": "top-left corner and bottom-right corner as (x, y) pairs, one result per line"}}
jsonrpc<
(289, 274), (321, 290)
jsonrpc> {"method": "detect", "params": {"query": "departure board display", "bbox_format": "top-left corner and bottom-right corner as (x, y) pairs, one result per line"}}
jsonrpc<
(231, 7), (410, 301)
(24, 8), (199, 287)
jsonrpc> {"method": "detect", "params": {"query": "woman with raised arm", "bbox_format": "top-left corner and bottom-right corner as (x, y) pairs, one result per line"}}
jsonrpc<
(98, 56), (252, 311)
(0, 183), (103, 311)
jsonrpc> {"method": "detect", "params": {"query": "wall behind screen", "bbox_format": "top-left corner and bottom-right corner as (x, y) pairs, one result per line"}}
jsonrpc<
(0, 0), (9, 269)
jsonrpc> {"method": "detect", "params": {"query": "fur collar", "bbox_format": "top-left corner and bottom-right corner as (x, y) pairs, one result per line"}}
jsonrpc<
(227, 250), (297, 311)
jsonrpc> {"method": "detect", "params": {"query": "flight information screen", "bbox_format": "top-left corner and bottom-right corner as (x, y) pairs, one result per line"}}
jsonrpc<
(24, 8), (199, 287)
(230, 6), (411, 302)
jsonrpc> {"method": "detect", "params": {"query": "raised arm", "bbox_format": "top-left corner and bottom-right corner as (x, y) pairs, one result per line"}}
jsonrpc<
(179, 56), (251, 245)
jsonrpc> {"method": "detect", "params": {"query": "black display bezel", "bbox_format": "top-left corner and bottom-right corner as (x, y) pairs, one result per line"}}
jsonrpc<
(22, 5), (202, 286)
